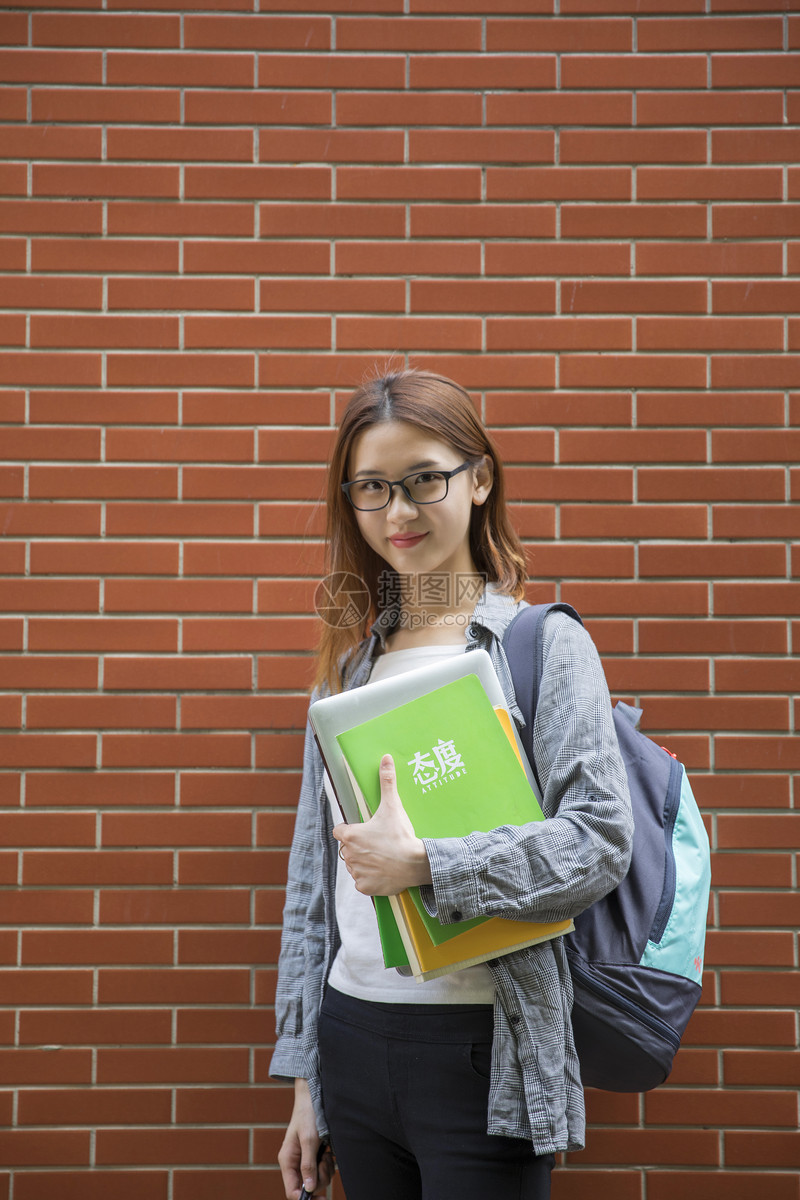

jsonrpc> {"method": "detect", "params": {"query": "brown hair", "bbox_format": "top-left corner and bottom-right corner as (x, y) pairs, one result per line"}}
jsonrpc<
(313, 368), (527, 694)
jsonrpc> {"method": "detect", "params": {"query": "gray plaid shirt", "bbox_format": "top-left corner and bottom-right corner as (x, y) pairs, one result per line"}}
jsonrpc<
(270, 584), (633, 1155)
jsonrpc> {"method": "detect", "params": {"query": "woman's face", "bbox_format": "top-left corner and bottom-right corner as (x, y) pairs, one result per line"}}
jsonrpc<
(346, 420), (492, 586)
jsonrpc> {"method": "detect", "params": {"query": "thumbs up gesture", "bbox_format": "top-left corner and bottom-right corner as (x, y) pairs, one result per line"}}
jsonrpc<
(332, 754), (432, 896)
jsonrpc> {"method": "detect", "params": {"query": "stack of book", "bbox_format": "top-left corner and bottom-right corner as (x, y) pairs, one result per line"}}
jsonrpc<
(310, 654), (572, 982)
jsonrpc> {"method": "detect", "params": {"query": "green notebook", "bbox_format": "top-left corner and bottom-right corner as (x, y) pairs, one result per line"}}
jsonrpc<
(336, 673), (545, 951)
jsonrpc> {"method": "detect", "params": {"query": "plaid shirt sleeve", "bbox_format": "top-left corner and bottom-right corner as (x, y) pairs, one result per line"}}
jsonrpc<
(423, 610), (633, 927)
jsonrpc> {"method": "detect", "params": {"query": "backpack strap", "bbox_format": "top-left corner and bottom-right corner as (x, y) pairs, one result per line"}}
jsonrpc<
(502, 601), (584, 793)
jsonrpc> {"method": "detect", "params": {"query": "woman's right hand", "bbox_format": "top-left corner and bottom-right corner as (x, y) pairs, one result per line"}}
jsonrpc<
(278, 1078), (334, 1200)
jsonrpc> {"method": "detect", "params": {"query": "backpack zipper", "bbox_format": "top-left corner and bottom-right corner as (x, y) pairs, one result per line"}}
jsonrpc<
(569, 957), (682, 1052)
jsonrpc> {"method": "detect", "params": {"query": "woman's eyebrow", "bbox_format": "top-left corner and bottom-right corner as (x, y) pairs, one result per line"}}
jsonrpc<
(351, 459), (441, 478)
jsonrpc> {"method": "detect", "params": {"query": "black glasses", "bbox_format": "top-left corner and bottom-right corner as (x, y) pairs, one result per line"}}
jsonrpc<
(342, 461), (472, 512)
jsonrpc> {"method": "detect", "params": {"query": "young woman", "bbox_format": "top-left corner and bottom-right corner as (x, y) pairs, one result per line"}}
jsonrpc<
(271, 369), (633, 1200)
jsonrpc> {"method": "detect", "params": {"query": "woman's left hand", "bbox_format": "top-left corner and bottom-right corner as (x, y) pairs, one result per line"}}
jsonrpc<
(333, 754), (433, 895)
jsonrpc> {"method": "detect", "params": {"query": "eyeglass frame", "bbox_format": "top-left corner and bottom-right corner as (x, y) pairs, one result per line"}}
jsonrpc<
(341, 459), (474, 511)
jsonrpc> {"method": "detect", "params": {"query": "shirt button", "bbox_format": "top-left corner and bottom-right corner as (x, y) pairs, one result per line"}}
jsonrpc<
(510, 1013), (522, 1024)
(451, 909), (463, 922)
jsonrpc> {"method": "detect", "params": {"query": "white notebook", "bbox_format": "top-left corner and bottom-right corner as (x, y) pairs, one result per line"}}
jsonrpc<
(309, 648), (537, 824)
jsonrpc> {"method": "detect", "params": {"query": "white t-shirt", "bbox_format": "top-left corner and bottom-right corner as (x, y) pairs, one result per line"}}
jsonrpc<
(324, 641), (495, 1005)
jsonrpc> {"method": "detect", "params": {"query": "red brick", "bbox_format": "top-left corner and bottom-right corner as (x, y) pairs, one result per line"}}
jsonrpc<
(20, 1008), (171, 1046)
(98, 969), (249, 1005)
(648, 1172), (799, 1200)
(23, 929), (174, 968)
(721, 971), (800, 1007)
(15, 1172), (168, 1200)
(183, 618), (314, 653)
(180, 773), (289, 810)
(339, 166), (481, 201)
(0, 580), (99, 614)
(30, 465), (177, 500)
(716, 736), (800, 770)
(563, 204), (706, 239)
(0, 969), (91, 1005)
(0, 890), (93, 926)
(647, 1086), (796, 1128)
(23, 851), (172, 886)
(108, 201), (253, 238)
(488, 92), (631, 127)
(175, 1086), (285, 1125)
(263, 52), (405, 89)
(639, 543), (784, 578)
(105, 655), (251, 691)
(101, 735), (250, 770)
(18, 1089), (171, 1128)
(107, 52), (254, 89)
(577, 1127), (718, 1166)
(34, 163), (179, 200)
(178, 851), (286, 887)
(714, 205), (800, 239)
(413, 129), (555, 164)
(726, 1132), (800, 1169)
(0, 199), (102, 236)
(262, 202), (404, 238)
(639, 89), (783, 126)
(178, 929), (279, 966)
(97, 1046), (248, 1084)
(639, 468), (784, 503)
(338, 17), (481, 52)
(640, 16), (782, 51)
(486, 318), (629, 352)
(100, 889), (248, 925)
(411, 204), (556, 239)
(27, 695), (176, 731)
(692, 774), (789, 810)
(31, 315), (179, 350)
(639, 391), (784, 426)
(0, 655), (98, 690)
(105, 503), (254, 539)
(185, 164), (330, 201)
(0, 49), (102, 86)
(639, 620), (786, 655)
(182, 695), (306, 731)
(107, 353), (254, 389)
(0, 621), (23, 651)
(338, 316), (481, 352)
(488, 17), (631, 51)
(34, 12), (179, 47)
(0, 1130), (89, 1167)
(260, 278), (403, 313)
(185, 315), (329, 350)
(97, 1128), (248, 1167)
(29, 542), (178, 576)
(712, 853), (793, 888)
(32, 87), (180, 125)
(339, 92), (482, 128)
(176, 1008), (270, 1045)
(30, 390), (179, 424)
(183, 391), (328, 426)
(185, 13), (329, 49)
(0, 353), (101, 388)
(561, 355), (706, 388)
(724, 1050), (800, 1087)
(29, 619), (177, 654)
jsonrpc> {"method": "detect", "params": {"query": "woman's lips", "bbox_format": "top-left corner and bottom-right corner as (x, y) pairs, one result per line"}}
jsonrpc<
(388, 532), (428, 548)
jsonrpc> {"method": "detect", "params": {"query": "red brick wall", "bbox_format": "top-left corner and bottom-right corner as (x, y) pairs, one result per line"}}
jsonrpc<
(1, 4), (799, 1197)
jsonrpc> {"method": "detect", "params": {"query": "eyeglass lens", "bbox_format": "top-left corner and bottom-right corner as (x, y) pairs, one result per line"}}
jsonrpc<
(349, 472), (448, 510)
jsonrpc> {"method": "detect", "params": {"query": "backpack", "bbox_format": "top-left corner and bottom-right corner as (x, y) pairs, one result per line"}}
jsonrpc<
(503, 602), (711, 1093)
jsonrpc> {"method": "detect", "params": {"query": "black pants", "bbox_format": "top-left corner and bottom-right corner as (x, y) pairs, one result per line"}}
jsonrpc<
(318, 987), (554, 1200)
